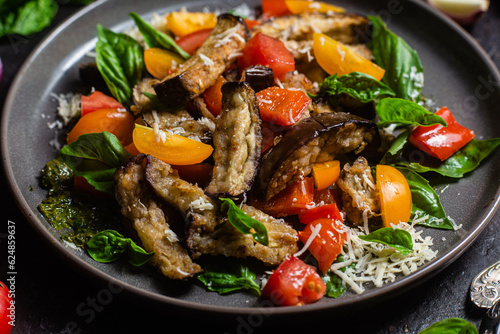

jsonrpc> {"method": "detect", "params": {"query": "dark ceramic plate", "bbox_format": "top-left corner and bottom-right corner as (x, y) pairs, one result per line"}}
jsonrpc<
(3, 0), (500, 317)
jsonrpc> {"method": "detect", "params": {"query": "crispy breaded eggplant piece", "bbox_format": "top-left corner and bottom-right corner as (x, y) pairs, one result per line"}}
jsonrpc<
(114, 155), (202, 280)
(252, 12), (370, 45)
(255, 112), (380, 202)
(205, 82), (262, 197)
(145, 156), (298, 266)
(153, 14), (250, 106)
(337, 156), (379, 226)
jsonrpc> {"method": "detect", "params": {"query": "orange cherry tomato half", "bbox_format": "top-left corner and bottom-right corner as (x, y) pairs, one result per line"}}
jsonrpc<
(376, 165), (412, 227)
(66, 108), (135, 146)
(311, 160), (340, 190)
(166, 11), (217, 37)
(144, 47), (185, 79)
(132, 124), (213, 165)
(313, 33), (385, 81)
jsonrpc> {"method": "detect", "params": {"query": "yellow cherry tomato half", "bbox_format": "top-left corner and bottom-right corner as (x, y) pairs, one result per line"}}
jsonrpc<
(311, 160), (340, 190)
(144, 48), (185, 79)
(166, 12), (217, 37)
(376, 165), (412, 227)
(285, 0), (345, 14)
(313, 33), (385, 81)
(132, 124), (213, 165)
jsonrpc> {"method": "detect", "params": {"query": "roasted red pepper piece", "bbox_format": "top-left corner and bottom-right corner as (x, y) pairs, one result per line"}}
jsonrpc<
(409, 106), (475, 161)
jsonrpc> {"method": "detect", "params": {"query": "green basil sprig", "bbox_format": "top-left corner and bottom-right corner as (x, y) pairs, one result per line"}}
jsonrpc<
(219, 198), (269, 246)
(197, 262), (261, 295)
(322, 255), (355, 298)
(59, 132), (131, 193)
(376, 98), (446, 128)
(129, 12), (190, 60)
(315, 72), (395, 104)
(95, 24), (144, 106)
(404, 138), (500, 178)
(419, 318), (478, 334)
(397, 167), (454, 230)
(358, 228), (413, 255)
(0, 0), (58, 38)
(86, 229), (154, 266)
(368, 15), (424, 101)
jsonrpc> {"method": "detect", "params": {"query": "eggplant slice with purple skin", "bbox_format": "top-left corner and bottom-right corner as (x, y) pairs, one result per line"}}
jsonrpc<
(144, 155), (298, 266)
(153, 14), (250, 106)
(255, 112), (381, 202)
(205, 81), (262, 198)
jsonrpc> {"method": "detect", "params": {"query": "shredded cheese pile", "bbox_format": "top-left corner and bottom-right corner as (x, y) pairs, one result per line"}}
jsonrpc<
(334, 219), (438, 294)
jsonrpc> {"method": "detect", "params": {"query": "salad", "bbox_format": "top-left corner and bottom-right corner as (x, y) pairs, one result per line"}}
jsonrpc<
(38, 0), (500, 307)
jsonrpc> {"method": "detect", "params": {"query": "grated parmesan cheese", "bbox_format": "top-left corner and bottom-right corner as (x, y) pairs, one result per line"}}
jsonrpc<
(294, 223), (322, 257)
(189, 197), (214, 211)
(333, 219), (438, 293)
(199, 53), (215, 67)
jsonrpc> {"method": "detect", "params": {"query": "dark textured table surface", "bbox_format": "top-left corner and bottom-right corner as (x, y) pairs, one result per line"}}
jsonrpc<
(1, 1), (499, 333)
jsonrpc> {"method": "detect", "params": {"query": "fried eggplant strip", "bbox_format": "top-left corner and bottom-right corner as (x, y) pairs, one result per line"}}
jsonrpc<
(114, 155), (202, 279)
(154, 14), (250, 106)
(145, 156), (298, 266)
(205, 82), (262, 198)
(255, 112), (380, 202)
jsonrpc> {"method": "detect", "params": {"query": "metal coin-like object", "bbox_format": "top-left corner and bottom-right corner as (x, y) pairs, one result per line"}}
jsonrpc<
(471, 260), (500, 309)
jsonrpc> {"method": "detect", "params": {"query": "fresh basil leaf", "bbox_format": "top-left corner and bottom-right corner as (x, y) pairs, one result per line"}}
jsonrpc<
(376, 98), (447, 128)
(86, 230), (154, 266)
(368, 15), (424, 101)
(316, 72), (395, 105)
(127, 240), (156, 266)
(379, 129), (411, 164)
(197, 262), (261, 295)
(59, 132), (131, 193)
(322, 255), (354, 298)
(95, 24), (144, 106)
(336, 72), (395, 102)
(396, 167), (454, 230)
(403, 138), (500, 178)
(86, 230), (131, 263)
(129, 12), (190, 60)
(0, 0), (58, 38)
(358, 228), (413, 255)
(419, 318), (478, 334)
(219, 198), (269, 246)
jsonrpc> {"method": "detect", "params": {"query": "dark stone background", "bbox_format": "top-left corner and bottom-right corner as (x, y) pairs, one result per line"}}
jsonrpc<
(1, 1), (499, 333)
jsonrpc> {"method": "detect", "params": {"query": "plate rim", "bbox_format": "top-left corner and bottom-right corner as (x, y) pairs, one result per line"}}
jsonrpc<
(2, 0), (500, 316)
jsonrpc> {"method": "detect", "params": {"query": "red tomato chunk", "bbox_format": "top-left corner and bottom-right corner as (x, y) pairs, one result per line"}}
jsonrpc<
(256, 86), (311, 126)
(409, 106), (475, 161)
(80, 91), (124, 117)
(238, 32), (295, 81)
(298, 217), (346, 274)
(263, 177), (315, 217)
(262, 256), (326, 306)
